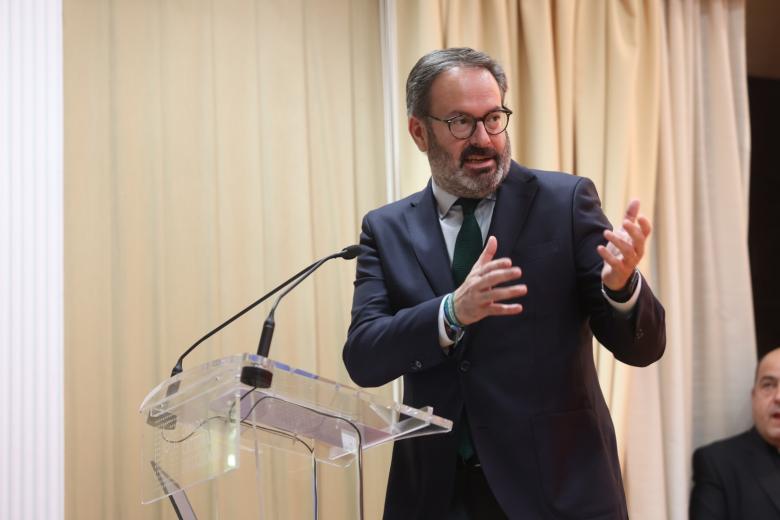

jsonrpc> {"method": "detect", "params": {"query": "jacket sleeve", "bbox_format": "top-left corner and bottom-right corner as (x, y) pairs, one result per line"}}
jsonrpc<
(572, 177), (666, 366)
(342, 214), (450, 388)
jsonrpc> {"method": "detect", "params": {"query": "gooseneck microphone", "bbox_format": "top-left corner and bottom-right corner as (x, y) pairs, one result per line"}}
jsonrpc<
(240, 244), (365, 388)
(169, 245), (365, 381)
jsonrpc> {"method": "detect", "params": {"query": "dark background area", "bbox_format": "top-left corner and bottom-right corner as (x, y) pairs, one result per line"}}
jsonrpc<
(748, 77), (779, 360)
(747, 0), (780, 360)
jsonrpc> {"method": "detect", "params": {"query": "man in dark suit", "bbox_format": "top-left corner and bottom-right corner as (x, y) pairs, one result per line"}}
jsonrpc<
(343, 48), (666, 519)
(690, 346), (780, 519)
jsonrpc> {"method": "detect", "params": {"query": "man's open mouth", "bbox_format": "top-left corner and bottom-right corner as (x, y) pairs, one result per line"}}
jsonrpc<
(461, 147), (498, 169)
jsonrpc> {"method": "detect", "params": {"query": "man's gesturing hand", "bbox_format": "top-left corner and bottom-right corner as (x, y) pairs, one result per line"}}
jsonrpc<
(452, 236), (527, 326)
(598, 199), (652, 291)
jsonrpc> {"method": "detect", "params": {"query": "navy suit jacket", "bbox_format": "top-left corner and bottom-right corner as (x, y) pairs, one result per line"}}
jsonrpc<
(690, 428), (780, 519)
(343, 162), (666, 519)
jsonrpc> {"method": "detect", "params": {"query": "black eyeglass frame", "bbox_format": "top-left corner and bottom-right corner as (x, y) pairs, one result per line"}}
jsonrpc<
(425, 107), (513, 140)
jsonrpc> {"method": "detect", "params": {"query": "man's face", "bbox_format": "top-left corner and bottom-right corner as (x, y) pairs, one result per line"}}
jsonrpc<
(752, 348), (780, 448)
(409, 66), (511, 199)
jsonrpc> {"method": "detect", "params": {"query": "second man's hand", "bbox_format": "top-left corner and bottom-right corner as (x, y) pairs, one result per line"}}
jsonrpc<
(452, 236), (527, 326)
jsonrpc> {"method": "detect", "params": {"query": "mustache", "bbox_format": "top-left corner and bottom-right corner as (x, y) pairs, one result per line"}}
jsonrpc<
(459, 145), (498, 166)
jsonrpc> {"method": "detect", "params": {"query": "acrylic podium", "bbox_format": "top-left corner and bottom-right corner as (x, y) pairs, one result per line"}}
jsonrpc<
(139, 353), (452, 519)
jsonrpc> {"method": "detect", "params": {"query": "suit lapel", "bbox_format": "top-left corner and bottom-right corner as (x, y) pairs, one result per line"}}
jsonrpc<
(488, 162), (538, 259)
(748, 429), (780, 513)
(458, 163), (538, 351)
(403, 182), (454, 296)
(402, 163), (539, 302)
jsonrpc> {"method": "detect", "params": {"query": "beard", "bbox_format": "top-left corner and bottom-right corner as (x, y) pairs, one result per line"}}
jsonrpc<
(426, 126), (511, 199)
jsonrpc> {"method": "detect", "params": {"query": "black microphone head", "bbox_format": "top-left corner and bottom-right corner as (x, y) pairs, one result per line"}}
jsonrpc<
(340, 244), (368, 260)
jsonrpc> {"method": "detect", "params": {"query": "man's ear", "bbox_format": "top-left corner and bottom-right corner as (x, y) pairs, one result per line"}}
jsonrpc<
(408, 117), (429, 152)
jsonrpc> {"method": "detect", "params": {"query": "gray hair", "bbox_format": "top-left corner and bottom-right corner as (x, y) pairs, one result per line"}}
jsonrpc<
(405, 47), (508, 118)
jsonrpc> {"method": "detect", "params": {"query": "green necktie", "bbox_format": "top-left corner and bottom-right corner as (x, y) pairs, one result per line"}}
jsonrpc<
(452, 198), (482, 287)
(451, 198), (481, 462)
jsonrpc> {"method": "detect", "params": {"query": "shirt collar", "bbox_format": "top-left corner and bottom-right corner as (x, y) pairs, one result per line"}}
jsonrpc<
(431, 179), (458, 219)
(431, 178), (497, 219)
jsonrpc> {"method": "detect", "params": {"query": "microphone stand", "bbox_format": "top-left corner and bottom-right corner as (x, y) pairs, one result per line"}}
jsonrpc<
(153, 246), (363, 429)
(241, 254), (342, 388)
(168, 260), (318, 378)
(169, 246), (363, 378)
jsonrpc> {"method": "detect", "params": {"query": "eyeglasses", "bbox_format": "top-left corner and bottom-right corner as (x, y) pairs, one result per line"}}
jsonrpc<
(426, 108), (512, 140)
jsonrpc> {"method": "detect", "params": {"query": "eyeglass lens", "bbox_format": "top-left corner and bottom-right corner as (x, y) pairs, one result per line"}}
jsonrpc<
(449, 111), (508, 138)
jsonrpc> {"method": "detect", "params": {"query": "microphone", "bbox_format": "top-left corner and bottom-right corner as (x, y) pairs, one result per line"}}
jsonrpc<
(239, 244), (366, 388)
(169, 245), (365, 379)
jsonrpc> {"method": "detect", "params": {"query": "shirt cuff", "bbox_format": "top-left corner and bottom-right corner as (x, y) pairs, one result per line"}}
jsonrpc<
(602, 273), (642, 314)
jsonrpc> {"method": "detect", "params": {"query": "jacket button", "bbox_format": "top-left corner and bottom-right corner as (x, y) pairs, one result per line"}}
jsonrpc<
(635, 328), (644, 340)
(412, 360), (422, 370)
(459, 360), (471, 372)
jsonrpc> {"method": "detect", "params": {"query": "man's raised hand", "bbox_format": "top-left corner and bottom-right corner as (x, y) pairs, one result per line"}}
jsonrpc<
(598, 199), (652, 291)
(452, 236), (527, 326)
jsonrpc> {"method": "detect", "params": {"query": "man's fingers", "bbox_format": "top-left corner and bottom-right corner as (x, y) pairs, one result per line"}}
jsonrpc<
(476, 257), (513, 274)
(597, 244), (626, 270)
(469, 255), (517, 281)
(474, 266), (522, 289)
(474, 235), (498, 267)
(482, 284), (527, 303)
(486, 302), (524, 316)
(624, 199), (640, 222)
(604, 230), (638, 263)
(638, 215), (652, 237)
(622, 220), (642, 239)
(603, 229), (631, 252)
(622, 221), (646, 258)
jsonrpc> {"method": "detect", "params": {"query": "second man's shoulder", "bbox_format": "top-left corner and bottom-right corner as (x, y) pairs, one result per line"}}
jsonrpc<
(693, 428), (758, 462)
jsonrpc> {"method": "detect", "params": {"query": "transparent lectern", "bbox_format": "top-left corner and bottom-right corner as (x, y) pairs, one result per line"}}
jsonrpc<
(139, 353), (452, 519)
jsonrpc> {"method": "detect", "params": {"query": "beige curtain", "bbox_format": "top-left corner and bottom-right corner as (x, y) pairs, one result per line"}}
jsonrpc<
(625, 1), (754, 518)
(392, 1), (753, 518)
(64, 0), (389, 518)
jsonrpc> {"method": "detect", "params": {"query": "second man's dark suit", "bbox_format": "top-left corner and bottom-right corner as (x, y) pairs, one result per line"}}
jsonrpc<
(343, 161), (666, 519)
(690, 428), (780, 519)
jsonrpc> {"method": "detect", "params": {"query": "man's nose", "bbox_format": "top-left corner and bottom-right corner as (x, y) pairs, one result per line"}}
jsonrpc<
(469, 121), (492, 147)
